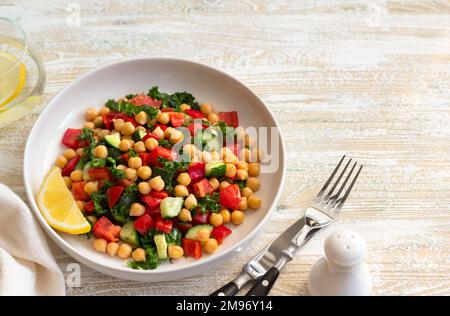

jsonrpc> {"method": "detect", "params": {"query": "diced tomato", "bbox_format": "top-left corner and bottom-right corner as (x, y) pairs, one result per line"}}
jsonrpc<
(88, 167), (112, 181)
(219, 184), (241, 210)
(133, 213), (155, 236)
(61, 155), (80, 177)
(117, 178), (133, 187)
(150, 190), (169, 200)
(155, 217), (173, 234)
(173, 219), (193, 233)
(61, 128), (88, 149)
(192, 211), (211, 225)
(218, 111), (239, 128)
(72, 181), (89, 201)
(142, 133), (158, 142)
(147, 146), (176, 165)
(141, 195), (161, 209)
(93, 216), (121, 242)
(211, 225), (232, 245)
(106, 186), (123, 209)
(139, 152), (153, 166)
(182, 238), (202, 259)
(153, 123), (168, 131)
(145, 204), (161, 217)
(84, 200), (95, 214)
(185, 109), (204, 119)
(169, 112), (185, 127)
(192, 178), (214, 198)
(187, 122), (208, 136)
(188, 162), (205, 182)
(128, 95), (162, 108)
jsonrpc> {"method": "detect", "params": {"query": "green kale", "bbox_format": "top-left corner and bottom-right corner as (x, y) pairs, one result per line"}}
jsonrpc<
(128, 149), (138, 158)
(78, 127), (95, 144)
(127, 246), (160, 270)
(140, 228), (157, 249)
(111, 184), (139, 224)
(197, 192), (220, 214)
(105, 99), (158, 119)
(165, 228), (182, 246)
(125, 94), (136, 99)
(107, 147), (122, 160)
(147, 86), (200, 111)
(152, 158), (188, 193)
(158, 139), (171, 148)
(90, 158), (106, 168)
(147, 86), (170, 102)
(110, 168), (125, 180)
(90, 191), (108, 217)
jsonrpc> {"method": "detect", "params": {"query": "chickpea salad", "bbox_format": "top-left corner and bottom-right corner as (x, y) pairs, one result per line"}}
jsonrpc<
(51, 86), (263, 270)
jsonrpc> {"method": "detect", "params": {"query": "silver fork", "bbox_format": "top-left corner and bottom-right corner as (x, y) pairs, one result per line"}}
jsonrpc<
(245, 155), (363, 296)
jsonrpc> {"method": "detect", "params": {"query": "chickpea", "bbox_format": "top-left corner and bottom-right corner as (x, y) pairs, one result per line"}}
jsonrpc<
(203, 238), (218, 254)
(145, 137), (158, 151)
(177, 172), (191, 186)
(157, 112), (169, 124)
(125, 168), (137, 181)
(83, 121), (95, 129)
(242, 187), (253, 198)
(239, 148), (250, 162)
(136, 126), (146, 134)
(149, 176), (165, 191)
(135, 111), (148, 125)
(55, 155), (68, 168)
(246, 177), (260, 192)
(184, 194), (197, 209)
(236, 161), (248, 170)
(93, 238), (107, 253)
(164, 127), (174, 139)
(210, 151), (221, 161)
(238, 197), (248, 211)
(170, 129), (184, 144)
(93, 145), (108, 158)
(248, 195), (262, 209)
(209, 178), (220, 190)
(225, 163), (237, 178)
(138, 181), (151, 195)
(84, 181), (99, 194)
(222, 147), (238, 163)
(85, 108), (99, 121)
(234, 126), (246, 139)
(70, 170), (83, 182)
(93, 116), (104, 128)
(178, 208), (192, 222)
(236, 169), (248, 181)
(117, 243), (133, 259)
(87, 215), (97, 224)
(231, 210), (245, 225)
(202, 151), (212, 163)
(122, 122), (135, 136)
(76, 200), (85, 211)
(117, 164), (127, 170)
(98, 129), (110, 140)
(119, 139), (131, 152)
(130, 203), (146, 216)
(113, 118), (125, 132)
(93, 135), (100, 143)
(210, 213), (224, 227)
(250, 148), (263, 163)
(153, 126), (164, 139)
(248, 163), (260, 176)
(63, 148), (76, 160)
(220, 209), (231, 223)
(137, 166), (152, 180)
(196, 229), (210, 242)
(244, 134), (254, 147)
(180, 103), (191, 112)
(76, 148), (85, 157)
(183, 144), (197, 158)
(132, 248), (146, 262)
(207, 112), (219, 124)
(99, 106), (110, 116)
(126, 138), (135, 147)
(219, 181), (230, 191)
(174, 184), (189, 197)
(63, 176), (72, 189)
(168, 245), (184, 259)
(106, 242), (119, 256)
(128, 157), (142, 169)
(200, 103), (212, 115)
(134, 141), (146, 153)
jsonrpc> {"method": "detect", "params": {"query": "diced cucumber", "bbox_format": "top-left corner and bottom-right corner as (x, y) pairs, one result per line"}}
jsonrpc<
(205, 161), (226, 177)
(154, 234), (168, 259)
(202, 128), (221, 152)
(160, 197), (183, 219)
(120, 222), (140, 247)
(185, 224), (213, 240)
(104, 132), (121, 148)
(132, 129), (146, 142)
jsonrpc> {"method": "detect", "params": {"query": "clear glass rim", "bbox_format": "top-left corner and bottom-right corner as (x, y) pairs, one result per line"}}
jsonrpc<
(0, 17), (28, 75)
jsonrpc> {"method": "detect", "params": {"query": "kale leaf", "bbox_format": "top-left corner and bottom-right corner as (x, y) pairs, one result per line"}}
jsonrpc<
(105, 99), (158, 119)
(147, 86), (200, 111)
(165, 228), (182, 246)
(196, 192), (220, 214)
(152, 157), (188, 193)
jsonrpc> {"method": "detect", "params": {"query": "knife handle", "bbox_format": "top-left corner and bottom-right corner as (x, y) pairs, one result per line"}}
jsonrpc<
(210, 281), (240, 296)
(245, 267), (280, 296)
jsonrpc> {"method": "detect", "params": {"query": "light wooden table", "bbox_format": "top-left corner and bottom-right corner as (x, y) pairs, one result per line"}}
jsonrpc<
(1, 0), (449, 296)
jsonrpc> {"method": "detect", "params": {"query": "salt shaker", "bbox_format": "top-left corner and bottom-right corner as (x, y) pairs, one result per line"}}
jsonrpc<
(307, 229), (372, 296)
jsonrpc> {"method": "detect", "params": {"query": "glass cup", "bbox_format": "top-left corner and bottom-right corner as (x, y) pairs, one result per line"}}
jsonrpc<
(0, 17), (45, 128)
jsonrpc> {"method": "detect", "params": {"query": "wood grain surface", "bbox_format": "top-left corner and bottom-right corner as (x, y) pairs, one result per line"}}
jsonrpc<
(0, 0), (449, 296)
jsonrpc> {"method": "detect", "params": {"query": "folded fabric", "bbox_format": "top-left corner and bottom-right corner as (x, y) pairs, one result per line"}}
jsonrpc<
(0, 183), (65, 295)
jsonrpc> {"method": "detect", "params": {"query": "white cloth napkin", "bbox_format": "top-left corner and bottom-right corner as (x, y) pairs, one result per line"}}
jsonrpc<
(0, 183), (65, 295)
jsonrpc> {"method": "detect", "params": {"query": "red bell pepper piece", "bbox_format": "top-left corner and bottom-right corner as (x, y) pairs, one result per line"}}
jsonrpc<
(169, 112), (185, 127)
(153, 123), (168, 131)
(185, 109), (204, 119)
(106, 186), (124, 209)
(128, 95), (162, 108)
(182, 238), (202, 259)
(141, 194), (161, 209)
(142, 133), (159, 142)
(133, 213), (155, 236)
(147, 147), (176, 165)
(145, 204), (161, 217)
(61, 155), (80, 177)
(88, 167), (112, 181)
(150, 190), (169, 200)
(61, 128), (88, 149)
(139, 152), (152, 166)
(117, 178), (133, 188)
(103, 112), (138, 130)
(173, 219), (193, 232)
(83, 200), (95, 214)
(211, 225), (232, 245)
(93, 216), (121, 242)
(155, 217), (173, 234)
(188, 162), (205, 182)
(192, 178), (214, 198)
(161, 108), (174, 112)
(187, 122), (208, 136)
(218, 111), (239, 128)
(192, 211), (211, 225)
(72, 181), (89, 201)
(219, 184), (241, 210)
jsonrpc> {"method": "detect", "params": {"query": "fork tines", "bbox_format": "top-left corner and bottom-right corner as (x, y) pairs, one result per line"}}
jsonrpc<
(317, 155), (363, 209)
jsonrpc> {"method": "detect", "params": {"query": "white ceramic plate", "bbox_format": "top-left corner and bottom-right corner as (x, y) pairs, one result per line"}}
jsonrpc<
(23, 58), (285, 282)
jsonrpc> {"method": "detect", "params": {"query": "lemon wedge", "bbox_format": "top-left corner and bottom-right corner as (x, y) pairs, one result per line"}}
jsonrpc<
(0, 50), (27, 108)
(37, 167), (91, 235)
